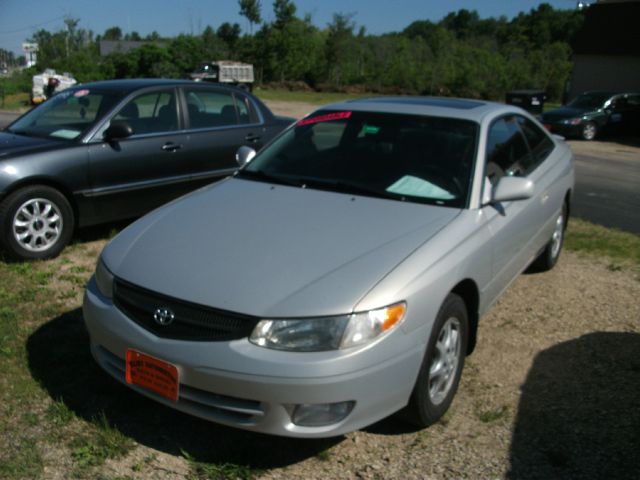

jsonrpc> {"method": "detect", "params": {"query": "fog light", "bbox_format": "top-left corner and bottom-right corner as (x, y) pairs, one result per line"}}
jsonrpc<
(291, 401), (355, 427)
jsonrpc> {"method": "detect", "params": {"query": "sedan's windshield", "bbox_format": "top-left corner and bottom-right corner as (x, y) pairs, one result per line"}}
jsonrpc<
(567, 93), (611, 110)
(240, 110), (478, 207)
(7, 88), (125, 141)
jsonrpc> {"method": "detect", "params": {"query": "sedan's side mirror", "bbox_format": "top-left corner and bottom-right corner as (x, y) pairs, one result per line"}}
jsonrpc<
(103, 121), (133, 141)
(236, 145), (256, 167)
(487, 176), (535, 204)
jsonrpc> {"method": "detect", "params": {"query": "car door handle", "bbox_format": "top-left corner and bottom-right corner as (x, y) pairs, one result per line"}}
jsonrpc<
(162, 142), (182, 152)
(245, 134), (261, 143)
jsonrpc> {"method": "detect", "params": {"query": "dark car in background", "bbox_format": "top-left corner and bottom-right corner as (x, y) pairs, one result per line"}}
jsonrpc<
(541, 91), (640, 140)
(0, 79), (293, 260)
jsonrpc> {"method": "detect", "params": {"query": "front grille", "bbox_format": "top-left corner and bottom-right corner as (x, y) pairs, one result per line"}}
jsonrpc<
(113, 279), (259, 341)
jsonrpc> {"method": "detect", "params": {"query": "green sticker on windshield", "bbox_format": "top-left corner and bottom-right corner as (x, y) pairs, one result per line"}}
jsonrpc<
(363, 125), (380, 135)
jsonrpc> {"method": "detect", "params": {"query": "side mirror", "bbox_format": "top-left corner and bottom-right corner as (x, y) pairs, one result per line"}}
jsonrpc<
(236, 145), (256, 167)
(103, 121), (132, 141)
(487, 176), (534, 204)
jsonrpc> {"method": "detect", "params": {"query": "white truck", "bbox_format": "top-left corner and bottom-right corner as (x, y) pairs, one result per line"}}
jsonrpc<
(189, 61), (254, 91)
(31, 69), (77, 104)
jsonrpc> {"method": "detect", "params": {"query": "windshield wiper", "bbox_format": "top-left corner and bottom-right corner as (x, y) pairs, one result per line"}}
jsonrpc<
(235, 169), (302, 187)
(299, 178), (404, 201)
(6, 128), (30, 136)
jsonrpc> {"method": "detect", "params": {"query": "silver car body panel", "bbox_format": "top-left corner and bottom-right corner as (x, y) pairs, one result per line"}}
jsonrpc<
(101, 177), (460, 318)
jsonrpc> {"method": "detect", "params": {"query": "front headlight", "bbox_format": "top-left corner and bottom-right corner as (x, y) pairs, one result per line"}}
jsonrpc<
(562, 117), (583, 125)
(249, 302), (406, 352)
(95, 258), (114, 299)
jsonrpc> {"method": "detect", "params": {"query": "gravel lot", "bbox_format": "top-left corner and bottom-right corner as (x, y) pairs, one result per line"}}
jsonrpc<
(12, 100), (640, 479)
(78, 250), (636, 480)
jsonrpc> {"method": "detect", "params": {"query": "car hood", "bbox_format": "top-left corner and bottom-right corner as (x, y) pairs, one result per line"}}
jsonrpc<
(0, 131), (69, 159)
(103, 178), (460, 318)
(542, 106), (593, 122)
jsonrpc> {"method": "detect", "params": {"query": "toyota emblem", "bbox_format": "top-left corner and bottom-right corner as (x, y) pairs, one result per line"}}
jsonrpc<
(153, 307), (175, 326)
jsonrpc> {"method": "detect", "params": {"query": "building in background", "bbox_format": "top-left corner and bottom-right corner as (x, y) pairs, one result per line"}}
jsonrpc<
(567, 0), (640, 100)
(22, 43), (38, 68)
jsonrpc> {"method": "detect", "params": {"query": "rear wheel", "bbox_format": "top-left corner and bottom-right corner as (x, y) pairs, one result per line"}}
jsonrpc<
(0, 186), (74, 260)
(405, 293), (468, 427)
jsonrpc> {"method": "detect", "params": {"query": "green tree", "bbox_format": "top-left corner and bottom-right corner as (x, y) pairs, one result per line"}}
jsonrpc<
(217, 22), (241, 53)
(273, 0), (297, 29)
(102, 27), (123, 41)
(325, 13), (356, 88)
(239, 0), (262, 34)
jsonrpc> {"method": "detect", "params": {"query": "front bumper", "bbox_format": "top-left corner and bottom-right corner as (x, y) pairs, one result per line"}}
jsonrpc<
(83, 277), (425, 438)
(542, 121), (583, 138)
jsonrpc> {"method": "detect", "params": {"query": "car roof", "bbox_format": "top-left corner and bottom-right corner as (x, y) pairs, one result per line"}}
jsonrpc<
(320, 96), (518, 123)
(71, 78), (240, 92)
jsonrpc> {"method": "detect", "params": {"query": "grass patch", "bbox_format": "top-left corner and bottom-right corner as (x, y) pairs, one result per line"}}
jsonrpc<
(478, 405), (509, 423)
(47, 398), (75, 426)
(70, 413), (133, 471)
(254, 87), (363, 105)
(0, 92), (29, 110)
(565, 218), (640, 266)
(182, 449), (259, 480)
(0, 438), (43, 479)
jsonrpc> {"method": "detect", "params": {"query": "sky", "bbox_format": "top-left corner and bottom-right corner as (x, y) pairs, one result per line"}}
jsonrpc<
(0, 0), (583, 56)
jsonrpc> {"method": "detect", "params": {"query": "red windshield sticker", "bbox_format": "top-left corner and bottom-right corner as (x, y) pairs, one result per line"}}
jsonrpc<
(297, 111), (352, 126)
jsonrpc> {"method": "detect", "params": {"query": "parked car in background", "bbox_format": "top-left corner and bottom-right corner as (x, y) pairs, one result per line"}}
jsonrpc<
(84, 97), (574, 438)
(541, 91), (640, 140)
(0, 79), (293, 260)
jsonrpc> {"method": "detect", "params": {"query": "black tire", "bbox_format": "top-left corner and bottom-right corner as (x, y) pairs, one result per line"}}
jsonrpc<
(405, 293), (468, 427)
(529, 202), (567, 272)
(581, 121), (597, 141)
(0, 185), (74, 260)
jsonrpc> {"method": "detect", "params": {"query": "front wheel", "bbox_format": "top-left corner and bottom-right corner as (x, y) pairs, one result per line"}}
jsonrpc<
(0, 186), (74, 260)
(405, 293), (468, 427)
(581, 121), (597, 141)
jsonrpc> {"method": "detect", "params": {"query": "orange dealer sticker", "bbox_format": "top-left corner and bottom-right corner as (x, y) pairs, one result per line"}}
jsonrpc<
(125, 349), (179, 403)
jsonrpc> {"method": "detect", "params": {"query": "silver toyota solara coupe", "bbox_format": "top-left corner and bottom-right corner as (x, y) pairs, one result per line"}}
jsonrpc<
(83, 97), (574, 438)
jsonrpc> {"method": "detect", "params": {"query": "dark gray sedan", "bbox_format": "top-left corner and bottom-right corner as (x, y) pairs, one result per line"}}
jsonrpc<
(0, 79), (293, 259)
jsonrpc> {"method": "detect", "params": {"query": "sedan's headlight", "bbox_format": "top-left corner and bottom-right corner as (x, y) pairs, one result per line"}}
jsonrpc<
(95, 258), (114, 299)
(249, 302), (406, 352)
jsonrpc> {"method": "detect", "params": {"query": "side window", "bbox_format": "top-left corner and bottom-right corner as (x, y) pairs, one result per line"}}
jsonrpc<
(184, 89), (239, 129)
(485, 116), (530, 185)
(235, 95), (256, 125)
(113, 90), (178, 135)
(517, 116), (554, 173)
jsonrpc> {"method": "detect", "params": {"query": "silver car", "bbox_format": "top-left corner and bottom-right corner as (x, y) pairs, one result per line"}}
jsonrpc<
(83, 97), (574, 438)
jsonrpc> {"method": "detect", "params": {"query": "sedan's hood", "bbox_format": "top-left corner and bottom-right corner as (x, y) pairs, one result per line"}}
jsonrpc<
(103, 178), (459, 317)
(0, 131), (68, 159)
(542, 106), (591, 122)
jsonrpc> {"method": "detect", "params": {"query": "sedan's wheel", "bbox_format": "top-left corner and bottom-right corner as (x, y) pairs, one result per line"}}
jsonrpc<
(529, 202), (567, 272)
(405, 293), (468, 427)
(581, 121), (597, 141)
(0, 186), (74, 260)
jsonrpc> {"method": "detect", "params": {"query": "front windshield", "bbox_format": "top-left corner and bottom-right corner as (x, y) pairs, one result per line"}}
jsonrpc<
(568, 93), (611, 110)
(7, 88), (124, 141)
(240, 110), (478, 208)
